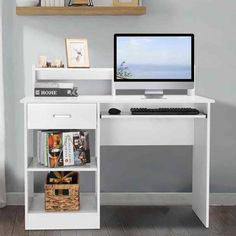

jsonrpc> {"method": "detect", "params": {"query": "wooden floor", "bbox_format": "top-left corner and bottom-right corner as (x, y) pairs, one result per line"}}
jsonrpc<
(0, 206), (236, 236)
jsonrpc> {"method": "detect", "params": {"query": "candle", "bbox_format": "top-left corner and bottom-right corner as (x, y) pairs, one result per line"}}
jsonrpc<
(39, 56), (47, 67)
(54, 59), (62, 68)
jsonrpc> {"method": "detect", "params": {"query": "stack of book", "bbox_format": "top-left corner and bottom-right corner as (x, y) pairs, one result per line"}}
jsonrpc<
(37, 130), (90, 168)
(35, 82), (79, 97)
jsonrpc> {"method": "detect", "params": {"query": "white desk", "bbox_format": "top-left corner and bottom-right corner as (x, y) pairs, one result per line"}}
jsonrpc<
(21, 95), (215, 230)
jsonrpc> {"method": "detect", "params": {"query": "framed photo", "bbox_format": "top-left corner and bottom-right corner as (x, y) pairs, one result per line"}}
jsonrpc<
(113, 0), (139, 7)
(65, 39), (90, 68)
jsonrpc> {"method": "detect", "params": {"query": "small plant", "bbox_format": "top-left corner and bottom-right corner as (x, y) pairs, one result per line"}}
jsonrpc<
(117, 61), (132, 79)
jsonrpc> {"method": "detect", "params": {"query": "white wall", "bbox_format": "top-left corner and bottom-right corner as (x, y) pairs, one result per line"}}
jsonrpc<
(3, 0), (236, 193)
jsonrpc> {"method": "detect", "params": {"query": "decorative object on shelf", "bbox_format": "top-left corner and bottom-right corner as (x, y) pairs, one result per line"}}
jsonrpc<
(38, 55), (47, 67)
(66, 39), (90, 68)
(68, 0), (93, 6)
(54, 59), (63, 68)
(41, 0), (65, 6)
(45, 171), (80, 212)
(38, 56), (65, 68)
(113, 0), (139, 6)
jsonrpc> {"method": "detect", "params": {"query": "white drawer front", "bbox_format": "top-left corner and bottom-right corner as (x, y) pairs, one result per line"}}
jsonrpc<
(27, 104), (96, 129)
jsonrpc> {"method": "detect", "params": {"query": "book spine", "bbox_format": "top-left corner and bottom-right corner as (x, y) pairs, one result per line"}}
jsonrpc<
(40, 132), (44, 165)
(44, 133), (48, 167)
(35, 88), (78, 97)
(50, 0), (55, 6)
(45, 0), (50, 6)
(60, 0), (65, 6)
(37, 131), (41, 163)
(41, 0), (46, 6)
(63, 132), (75, 166)
(48, 132), (64, 168)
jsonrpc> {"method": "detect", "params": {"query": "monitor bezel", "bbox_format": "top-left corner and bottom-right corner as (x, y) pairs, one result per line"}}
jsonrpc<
(114, 33), (194, 82)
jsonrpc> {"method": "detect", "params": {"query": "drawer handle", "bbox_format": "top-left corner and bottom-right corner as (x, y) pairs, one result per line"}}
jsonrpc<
(53, 114), (72, 119)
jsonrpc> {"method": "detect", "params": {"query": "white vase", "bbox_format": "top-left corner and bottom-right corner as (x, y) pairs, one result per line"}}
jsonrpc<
(16, 0), (39, 6)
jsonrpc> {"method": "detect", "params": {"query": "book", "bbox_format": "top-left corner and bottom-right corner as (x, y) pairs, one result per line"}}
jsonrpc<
(37, 131), (41, 164)
(48, 132), (63, 168)
(35, 82), (74, 89)
(44, 132), (49, 167)
(40, 131), (44, 165)
(59, 0), (64, 6)
(63, 132), (75, 166)
(54, 0), (64, 6)
(37, 130), (91, 167)
(34, 87), (79, 97)
(41, 0), (46, 6)
(73, 131), (91, 165)
(49, 0), (55, 6)
(45, 0), (50, 6)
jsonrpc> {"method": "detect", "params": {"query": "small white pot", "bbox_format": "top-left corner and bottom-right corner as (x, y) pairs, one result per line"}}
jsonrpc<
(16, 0), (39, 6)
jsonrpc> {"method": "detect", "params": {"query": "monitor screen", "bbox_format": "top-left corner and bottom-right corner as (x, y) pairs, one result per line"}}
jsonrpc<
(115, 34), (194, 82)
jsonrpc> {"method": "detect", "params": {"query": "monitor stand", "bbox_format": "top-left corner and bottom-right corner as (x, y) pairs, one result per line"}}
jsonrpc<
(144, 90), (164, 99)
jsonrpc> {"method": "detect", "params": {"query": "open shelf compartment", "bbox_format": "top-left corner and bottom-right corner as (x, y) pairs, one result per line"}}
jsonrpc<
(27, 193), (99, 230)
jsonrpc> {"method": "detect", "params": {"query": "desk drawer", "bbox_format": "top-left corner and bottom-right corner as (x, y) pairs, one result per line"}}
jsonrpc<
(27, 104), (96, 129)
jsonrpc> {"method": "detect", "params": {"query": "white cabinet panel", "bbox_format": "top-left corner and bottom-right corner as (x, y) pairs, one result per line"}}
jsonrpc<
(27, 104), (96, 129)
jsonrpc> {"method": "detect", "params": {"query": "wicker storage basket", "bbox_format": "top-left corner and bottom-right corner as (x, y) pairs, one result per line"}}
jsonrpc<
(45, 172), (80, 212)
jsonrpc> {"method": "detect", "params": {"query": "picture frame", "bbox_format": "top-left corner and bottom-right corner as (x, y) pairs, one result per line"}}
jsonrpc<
(65, 39), (90, 68)
(113, 0), (139, 7)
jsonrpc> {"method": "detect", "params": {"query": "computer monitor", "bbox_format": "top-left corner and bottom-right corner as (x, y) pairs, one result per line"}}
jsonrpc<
(114, 34), (194, 97)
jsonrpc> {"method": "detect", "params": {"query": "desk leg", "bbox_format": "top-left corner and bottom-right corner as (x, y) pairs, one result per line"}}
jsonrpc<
(192, 104), (211, 228)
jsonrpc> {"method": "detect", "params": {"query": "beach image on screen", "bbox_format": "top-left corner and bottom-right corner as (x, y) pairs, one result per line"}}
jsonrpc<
(116, 36), (192, 80)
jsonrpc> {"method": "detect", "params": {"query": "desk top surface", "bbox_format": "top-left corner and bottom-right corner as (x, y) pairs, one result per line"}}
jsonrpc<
(21, 95), (215, 104)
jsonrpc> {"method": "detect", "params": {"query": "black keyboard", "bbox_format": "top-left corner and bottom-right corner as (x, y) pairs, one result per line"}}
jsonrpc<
(130, 108), (200, 115)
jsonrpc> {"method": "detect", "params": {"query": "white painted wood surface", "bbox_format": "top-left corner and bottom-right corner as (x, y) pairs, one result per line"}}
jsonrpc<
(101, 118), (194, 146)
(27, 103), (97, 129)
(24, 101), (100, 230)
(22, 94), (215, 229)
(26, 193), (99, 230)
(35, 67), (113, 81)
(21, 95), (215, 104)
(192, 103), (210, 227)
(101, 113), (207, 119)
(27, 157), (97, 172)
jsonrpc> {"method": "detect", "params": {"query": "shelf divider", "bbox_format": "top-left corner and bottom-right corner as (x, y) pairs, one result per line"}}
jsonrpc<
(27, 157), (97, 172)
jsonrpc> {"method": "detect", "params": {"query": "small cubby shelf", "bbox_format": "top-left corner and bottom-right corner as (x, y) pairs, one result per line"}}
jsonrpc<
(16, 6), (146, 16)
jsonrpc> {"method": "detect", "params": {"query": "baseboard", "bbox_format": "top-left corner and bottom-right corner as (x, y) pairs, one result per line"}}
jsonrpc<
(6, 192), (236, 206)
(101, 192), (192, 206)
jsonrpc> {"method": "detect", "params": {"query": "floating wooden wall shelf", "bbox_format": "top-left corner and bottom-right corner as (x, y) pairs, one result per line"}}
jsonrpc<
(16, 6), (146, 16)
